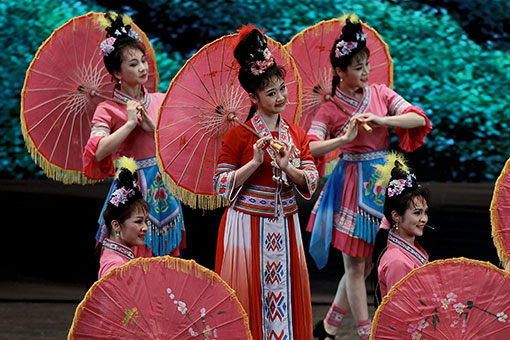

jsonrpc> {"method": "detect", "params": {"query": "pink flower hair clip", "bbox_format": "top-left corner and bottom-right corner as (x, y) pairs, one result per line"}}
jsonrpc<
(109, 187), (135, 206)
(100, 37), (116, 56)
(334, 40), (358, 58)
(387, 173), (416, 197)
(250, 48), (275, 75)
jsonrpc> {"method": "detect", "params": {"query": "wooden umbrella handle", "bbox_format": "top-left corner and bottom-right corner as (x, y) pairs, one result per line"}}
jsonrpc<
(324, 94), (372, 133)
(81, 87), (149, 117)
(227, 114), (283, 151)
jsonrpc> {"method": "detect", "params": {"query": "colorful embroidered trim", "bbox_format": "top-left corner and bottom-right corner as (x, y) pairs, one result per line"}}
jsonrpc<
(388, 232), (428, 265)
(102, 238), (135, 260)
(342, 149), (389, 162)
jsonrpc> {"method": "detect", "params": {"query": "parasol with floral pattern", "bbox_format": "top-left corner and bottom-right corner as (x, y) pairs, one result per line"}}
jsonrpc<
(68, 256), (252, 339)
(370, 257), (510, 340)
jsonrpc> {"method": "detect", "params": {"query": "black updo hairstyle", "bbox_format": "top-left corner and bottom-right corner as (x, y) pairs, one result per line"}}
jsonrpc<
(233, 26), (286, 122)
(102, 166), (148, 235)
(330, 14), (370, 95)
(100, 12), (146, 78)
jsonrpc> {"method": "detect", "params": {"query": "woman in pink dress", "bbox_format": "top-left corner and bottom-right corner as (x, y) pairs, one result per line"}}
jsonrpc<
(307, 14), (432, 340)
(98, 158), (149, 279)
(213, 26), (319, 340)
(376, 160), (430, 298)
(83, 12), (184, 258)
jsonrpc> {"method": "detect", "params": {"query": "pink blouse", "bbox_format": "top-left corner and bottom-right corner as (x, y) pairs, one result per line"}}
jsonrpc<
(98, 238), (135, 279)
(378, 232), (429, 297)
(83, 89), (164, 180)
(308, 84), (431, 154)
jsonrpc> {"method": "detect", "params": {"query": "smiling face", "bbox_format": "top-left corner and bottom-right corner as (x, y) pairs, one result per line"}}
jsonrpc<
(249, 75), (288, 116)
(112, 204), (148, 248)
(393, 196), (429, 243)
(113, 47), (148, 86)
(336, 51), (370, 91)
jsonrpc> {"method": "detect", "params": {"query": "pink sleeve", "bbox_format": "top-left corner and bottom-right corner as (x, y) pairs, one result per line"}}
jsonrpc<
(83, 105), (116, 180)
(383, 256), (414, 291)
(98, 256), (126, 279)
(395, 106), (433, 152)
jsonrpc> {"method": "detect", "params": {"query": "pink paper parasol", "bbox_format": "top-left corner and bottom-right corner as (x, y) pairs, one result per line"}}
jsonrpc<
(285, 18), (393, 177)
(68, 256), (252, 339)
(491, 157), (510, 271)
(371, 257), (510, 340)
(156, 33), (302, 209)
(20, 12), (158, 184)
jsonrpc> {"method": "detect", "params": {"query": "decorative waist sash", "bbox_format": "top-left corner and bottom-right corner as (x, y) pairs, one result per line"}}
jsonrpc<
(233, 184), (297, 217)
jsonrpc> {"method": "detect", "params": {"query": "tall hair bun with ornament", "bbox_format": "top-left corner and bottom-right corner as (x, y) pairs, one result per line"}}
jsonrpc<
(97, 11), (142, 57)
(373, 152), (419, 198)
(108, 157), (143, 208)
(333, 13), (367, 60)
(233, 25), (275, 76)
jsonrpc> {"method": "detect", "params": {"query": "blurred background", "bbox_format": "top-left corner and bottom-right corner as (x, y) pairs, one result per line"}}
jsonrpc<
(0, 0), (508, 338)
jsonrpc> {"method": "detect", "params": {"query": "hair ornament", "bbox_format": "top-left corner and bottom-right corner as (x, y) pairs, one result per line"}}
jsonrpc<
(333, 13), (368, 60)
(335, 40), (358, 58)
(100, 37), (116, 56)
(373, 151), (409, 187)
(98, 12), (141, 57)
(387, 173), (417, 197)
(110, 187), (136, 206)
(108, 157), (140, 206)
(251, 48), (275, 75)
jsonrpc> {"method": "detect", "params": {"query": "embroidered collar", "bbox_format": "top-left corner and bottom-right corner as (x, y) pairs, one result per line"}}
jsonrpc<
(113, 87), (151, 111)
(103, 238), (135, 260)
(335, 85), (369, 109)
(388, 232), (428, 265)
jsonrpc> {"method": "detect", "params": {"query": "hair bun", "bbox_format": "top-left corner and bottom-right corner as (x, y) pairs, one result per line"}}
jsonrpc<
(234, 27), (269, 68)
(340, 14), (363, 42)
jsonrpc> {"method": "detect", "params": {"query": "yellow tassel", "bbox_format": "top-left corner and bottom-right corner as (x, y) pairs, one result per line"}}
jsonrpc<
(115, 156), (138, 179)
(373, 151), (409, 188)
(340, 13), (359, 25)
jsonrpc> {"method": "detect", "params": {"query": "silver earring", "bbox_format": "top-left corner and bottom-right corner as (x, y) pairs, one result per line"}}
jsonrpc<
(394, 222), (399, 231)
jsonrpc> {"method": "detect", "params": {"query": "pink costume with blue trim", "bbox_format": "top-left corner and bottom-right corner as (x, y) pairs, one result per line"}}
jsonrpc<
(378, 231), (429, 297)
(83, 88), (185, 257)
(307, 84), (432, 268)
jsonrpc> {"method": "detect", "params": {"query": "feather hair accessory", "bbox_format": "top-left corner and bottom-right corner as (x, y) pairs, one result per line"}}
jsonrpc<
(340, 13), (359, 25)
(373, 151), (409, 188)
(115, 156), (138, 179)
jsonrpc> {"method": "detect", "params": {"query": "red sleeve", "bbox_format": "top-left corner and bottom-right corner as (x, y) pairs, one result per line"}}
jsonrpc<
(395, 106), (433, 152)
(82, 104), (116, 180)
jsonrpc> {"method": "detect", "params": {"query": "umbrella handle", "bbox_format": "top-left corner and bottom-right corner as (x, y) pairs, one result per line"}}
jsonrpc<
(227, 114), (283, 151)
(81, 87), (150, 117)
(324, 95), (373, 133)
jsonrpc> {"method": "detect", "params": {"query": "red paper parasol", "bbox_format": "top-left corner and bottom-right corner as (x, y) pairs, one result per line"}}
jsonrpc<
(68, 256), (252, 339)
(156, 33), (302, 209)
(285, 18), (393, 177)
(371, 258), (510, 340)
(491, 157), (510, 271)
(20, 12), (158, 184)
